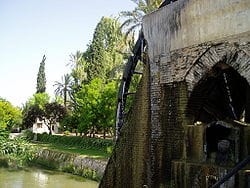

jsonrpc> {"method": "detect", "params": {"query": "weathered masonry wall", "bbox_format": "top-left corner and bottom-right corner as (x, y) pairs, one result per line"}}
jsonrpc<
(143, 0), (250, 58)
(142, 0), (250, 186)
(100, 0), (250, 187)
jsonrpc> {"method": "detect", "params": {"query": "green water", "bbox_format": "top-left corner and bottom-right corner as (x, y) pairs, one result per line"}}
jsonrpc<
(0, 167), (99, 188)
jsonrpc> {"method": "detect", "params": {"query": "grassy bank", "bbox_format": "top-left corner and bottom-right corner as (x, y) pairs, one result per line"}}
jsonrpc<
(32, 142), (111, 159)
(31, 133), (114, 159)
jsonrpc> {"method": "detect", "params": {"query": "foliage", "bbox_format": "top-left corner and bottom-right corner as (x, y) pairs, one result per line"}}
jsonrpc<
(0, 136), (36, 167)
(23, 93), (50, 111)
(54, 74), (72, 110)
(75, 78), (117, 138)
(75, 78), (102, 136)
(43, 102), (67, 134)
(36, 133), (113, 152)
(83, 17), (125, 81)
(120, 0), (162, 39)
(22, 93), (50, 129)
(22, 129), (35, 140)
(22, 105), (45, 129)
(22, 100), (66, 134)
(52, 17), (128, 139)
(36, 55), (47, 93)
(96, 81), (117, 138)
(0, 127), (10, 139)
(60, 112), (79, 133)
(0, 99), (22, 131)
(69, 51), (88, 87)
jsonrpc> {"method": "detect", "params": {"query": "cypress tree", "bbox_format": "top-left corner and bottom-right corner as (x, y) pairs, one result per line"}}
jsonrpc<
(36, 55), (46, 93)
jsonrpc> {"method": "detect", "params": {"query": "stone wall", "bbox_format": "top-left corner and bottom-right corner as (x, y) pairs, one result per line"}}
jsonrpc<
(100, 0), (250, 187)
(34, 149), (107, 181)
(143, 0), (250, 186)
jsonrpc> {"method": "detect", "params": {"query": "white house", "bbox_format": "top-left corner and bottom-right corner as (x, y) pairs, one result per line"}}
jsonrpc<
(32, 118), (59, 134)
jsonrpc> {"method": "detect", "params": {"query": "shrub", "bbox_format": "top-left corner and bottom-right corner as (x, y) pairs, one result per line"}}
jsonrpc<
(0, 136), (36, 167)
(0, 127), (9, 139)
(22, 129), (34, 140)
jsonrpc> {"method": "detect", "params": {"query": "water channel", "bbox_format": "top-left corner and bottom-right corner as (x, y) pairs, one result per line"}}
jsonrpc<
(0, 167), (99, 188)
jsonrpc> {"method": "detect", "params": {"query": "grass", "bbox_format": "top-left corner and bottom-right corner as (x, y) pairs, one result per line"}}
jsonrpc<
(32, 142), (111, 160)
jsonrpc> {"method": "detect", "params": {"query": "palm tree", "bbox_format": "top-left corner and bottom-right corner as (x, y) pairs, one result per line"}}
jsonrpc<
(68, 51), (87, 86)
(119, 0), (162, 38)
(54, 74), (72, 110)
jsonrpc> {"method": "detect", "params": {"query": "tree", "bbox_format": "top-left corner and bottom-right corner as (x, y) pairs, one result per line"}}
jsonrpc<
(23, 93), (50, 111)
(75, 78), (117, 138)
(97, 81), (117, 138)
(69, 51), (87, 86)
(0, 99), (22, 131)
(22, 93), (50, 129)
(83, 17), (125, 81)
(43, 102), (67, 135)
(54, 74), (72, 110)
(120, 0), (162, 38)
(22, 102), (66, 135)
(36, 55), (46, 93)
(60, 112), (79, 135)
(67, 51), (89, 107)
(63, 17), (127, 138)
(75, 78), (102, 136)
(22, 105), (44, 129)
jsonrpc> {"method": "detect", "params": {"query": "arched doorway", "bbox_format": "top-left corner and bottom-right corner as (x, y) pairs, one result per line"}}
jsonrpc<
(187, 62), (249, 124)
(185, 43), (250, 165)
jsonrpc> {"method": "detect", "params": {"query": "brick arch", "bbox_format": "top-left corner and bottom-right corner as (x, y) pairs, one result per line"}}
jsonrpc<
(185, 43), (250, 92)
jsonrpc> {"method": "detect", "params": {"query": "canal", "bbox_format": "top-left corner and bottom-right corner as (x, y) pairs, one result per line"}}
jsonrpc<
(0, 167), (99, 188)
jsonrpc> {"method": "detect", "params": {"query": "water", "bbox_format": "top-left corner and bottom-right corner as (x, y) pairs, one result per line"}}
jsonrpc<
(0, 167), (99, 188)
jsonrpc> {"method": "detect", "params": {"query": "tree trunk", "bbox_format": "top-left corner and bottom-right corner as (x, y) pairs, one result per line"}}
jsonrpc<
(103, 130), (106, 139)
(49, 126), (52, 135)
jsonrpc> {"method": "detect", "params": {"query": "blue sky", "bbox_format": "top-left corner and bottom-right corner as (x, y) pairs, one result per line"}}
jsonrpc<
(0, 0), (135, 107)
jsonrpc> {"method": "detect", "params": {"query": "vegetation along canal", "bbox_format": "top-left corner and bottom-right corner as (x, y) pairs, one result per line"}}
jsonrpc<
(0, 167), (98, 188)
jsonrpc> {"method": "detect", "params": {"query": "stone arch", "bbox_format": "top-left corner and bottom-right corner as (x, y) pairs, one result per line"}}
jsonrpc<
(185, 43), (250, 92)
(184, 42), (250, 123)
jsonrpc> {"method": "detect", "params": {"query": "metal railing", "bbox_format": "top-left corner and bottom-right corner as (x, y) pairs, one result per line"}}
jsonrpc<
(211, 156), (250, 188)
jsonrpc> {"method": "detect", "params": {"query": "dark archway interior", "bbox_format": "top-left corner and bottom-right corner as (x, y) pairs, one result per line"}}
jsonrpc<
(186, 62), (250, 124)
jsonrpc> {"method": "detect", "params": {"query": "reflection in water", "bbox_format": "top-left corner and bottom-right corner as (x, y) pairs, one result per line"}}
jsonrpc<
(33, 170), (48, 187)
(0, 167), (99, 188)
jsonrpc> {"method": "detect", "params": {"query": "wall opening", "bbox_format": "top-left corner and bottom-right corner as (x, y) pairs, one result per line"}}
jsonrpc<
(186, 61), (249, 166)
(205, 121), (238, 165)
(187, 62), (249, 124)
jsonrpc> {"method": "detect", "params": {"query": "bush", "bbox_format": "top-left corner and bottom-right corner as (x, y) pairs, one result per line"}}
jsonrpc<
(0, 128), (9, 139)
(0, 136), (36, 167)
(36, 134), (114, 152)
(22, 129), (34, 140)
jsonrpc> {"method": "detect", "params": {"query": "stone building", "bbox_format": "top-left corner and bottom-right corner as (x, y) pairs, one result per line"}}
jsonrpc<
(100, 0), (250, 187)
